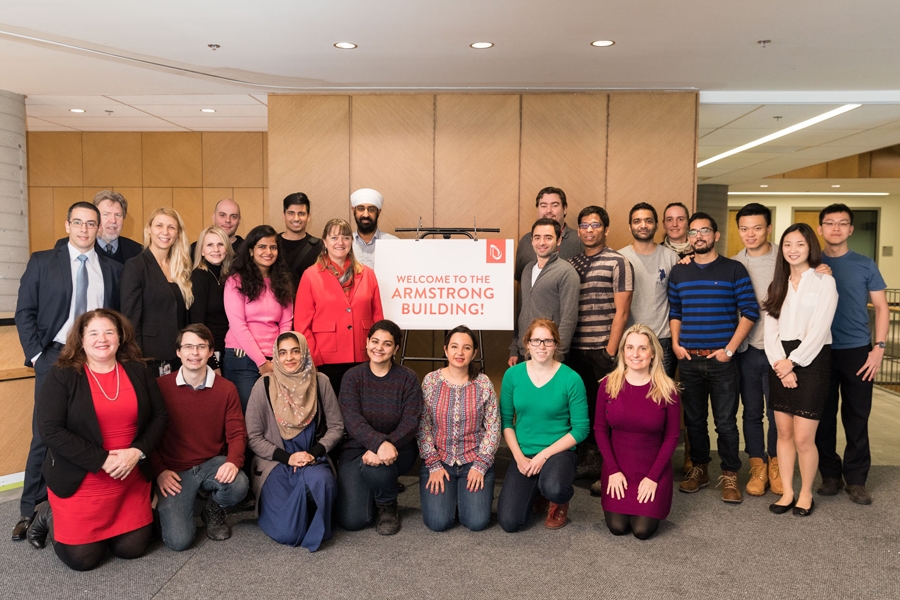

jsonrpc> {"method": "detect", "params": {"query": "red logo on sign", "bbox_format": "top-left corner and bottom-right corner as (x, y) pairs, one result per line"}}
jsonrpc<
(486, 240), (505, 263)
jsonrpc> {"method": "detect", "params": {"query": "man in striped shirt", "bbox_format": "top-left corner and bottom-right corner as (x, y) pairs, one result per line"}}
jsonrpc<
(668, 212), (759, 504)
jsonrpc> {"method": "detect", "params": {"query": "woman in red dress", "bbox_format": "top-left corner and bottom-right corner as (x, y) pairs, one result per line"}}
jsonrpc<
(28, 308), (168, 571)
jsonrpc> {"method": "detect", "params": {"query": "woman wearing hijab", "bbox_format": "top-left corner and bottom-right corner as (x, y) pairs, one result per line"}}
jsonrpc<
(245, 331), (344, 551)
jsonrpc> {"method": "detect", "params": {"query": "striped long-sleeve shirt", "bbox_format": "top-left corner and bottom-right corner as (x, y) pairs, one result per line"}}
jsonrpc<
(668, 255), (759, 350)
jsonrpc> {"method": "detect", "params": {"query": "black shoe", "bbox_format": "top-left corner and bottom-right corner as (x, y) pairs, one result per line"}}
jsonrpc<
(846, 484), (873, 505)
(234, 492), (256, 512)
(818, 477), (844, 496)
(793, 499), (815, 517)
(27, 502), (52, 549)
(397, 482), (406, 494)
(769, 497), (796, 514)
(375, 501), (400, 535)
(12, 515), (32, 542)
(201, 498), (232, 541)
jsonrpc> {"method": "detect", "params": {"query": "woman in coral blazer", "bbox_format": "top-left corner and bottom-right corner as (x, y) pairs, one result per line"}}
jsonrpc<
(294, 218), (384, 396)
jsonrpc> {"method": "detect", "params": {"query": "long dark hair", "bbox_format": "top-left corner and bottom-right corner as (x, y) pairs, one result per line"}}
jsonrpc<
(57, 309), (145, 370)
(762, 223), (822, 319)
(230, 225), (294, 306)
(444, 325), (481, 380)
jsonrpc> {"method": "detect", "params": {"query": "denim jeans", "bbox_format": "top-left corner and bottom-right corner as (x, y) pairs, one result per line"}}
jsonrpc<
(497, 451), (577, 533)
(222, 349), (261, 412)
(335, 442), (418, 531)
(419, 462), (495, 532)
(156, 455), (250, 551)
(738, 346), (777, 459)
(678, 356), (741, 473)
(658, 337), (677, 380)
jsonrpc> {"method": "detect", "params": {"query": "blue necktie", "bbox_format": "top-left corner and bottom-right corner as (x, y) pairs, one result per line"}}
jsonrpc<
(74, 254), (88, 318)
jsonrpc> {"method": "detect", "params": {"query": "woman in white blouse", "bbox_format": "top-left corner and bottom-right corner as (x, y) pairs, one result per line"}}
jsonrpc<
(762, 223), (838, 517)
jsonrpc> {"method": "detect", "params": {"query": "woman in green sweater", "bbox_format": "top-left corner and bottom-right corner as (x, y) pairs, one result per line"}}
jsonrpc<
(497, 318), (590, 531)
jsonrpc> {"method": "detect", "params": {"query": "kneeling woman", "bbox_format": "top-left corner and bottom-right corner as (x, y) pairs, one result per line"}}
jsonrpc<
(417, 325), (500, 532)
(337, 320), (422, 535)
(245, 331), (344, 551)
(497, 318), (590, 532)
(30, 309), (168, 571)
(595, 324), (681, 540)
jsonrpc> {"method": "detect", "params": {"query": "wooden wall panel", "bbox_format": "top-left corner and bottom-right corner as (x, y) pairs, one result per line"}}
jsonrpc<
(52, 188), (83, 241)
(0, 378), (34, 477)
(172, 188), (204, 244)
(82, 132), (142, 187)
(202, 188), (233, 227)
(607, 92), (698, 250)
(142, 132), (202, 188)
(27, 132), (82, 187)
(143, 186), (172, 241)
(519, 94), (608, 235)
(202, 132), (264, 188)
(351, 95), (435, 235)
(233, 188), (265, 235)
(114, 187), (145, 242)
(28, 187), (54, 252)
(267, 96), (350, 226)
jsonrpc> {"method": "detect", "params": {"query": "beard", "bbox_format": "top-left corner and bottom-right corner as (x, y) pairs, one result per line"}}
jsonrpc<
(355, 214), (378, 235)
(631, 228), (656, 242)
(693, 243), (713, 255)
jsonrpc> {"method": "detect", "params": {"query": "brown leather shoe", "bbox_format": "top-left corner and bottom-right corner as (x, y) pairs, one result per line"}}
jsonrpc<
(679, 463), (709, 493)
(768, 456), (783, 496)
(545, 502), (569, 529)
(746, 457), (768, 496)
(846, 484), (873, 505)
(718, 471), (743, 503)
(818, 476), (844, 496)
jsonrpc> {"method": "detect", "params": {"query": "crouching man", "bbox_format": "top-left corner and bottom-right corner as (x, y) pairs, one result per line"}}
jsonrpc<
(153, 324), (249, 550)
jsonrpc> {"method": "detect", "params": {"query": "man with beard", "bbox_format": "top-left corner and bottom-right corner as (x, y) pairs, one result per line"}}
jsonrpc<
(351, 188), (397, 269)
(668, 212), (758, 504)
(54, 190), (142, 263)
(191, 199), (244, 258)
(514, 187), (583, 282)
(662, 202), (694, 259)
(618, 203), (678, 378)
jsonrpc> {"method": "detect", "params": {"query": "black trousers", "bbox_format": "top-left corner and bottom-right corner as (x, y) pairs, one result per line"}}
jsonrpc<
(21, 344), (62, 516)
(566, 348), (616, 445)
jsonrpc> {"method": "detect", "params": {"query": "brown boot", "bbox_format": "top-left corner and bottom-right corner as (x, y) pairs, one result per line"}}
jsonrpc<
(746, 457), (769, 496)
(718, 471), (743, 503)
(768, 456), (784, 496)
(682, 433), (693, 474)
(679, 463), (709, 493)
(545, 502), (569, 529)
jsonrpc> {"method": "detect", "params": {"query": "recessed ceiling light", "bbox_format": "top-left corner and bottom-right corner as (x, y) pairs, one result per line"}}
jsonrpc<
(69, 108), (85, 113)
(831, 184), (841, 188)
(201, 108), (216, 113)
(729, 192), (888, 197)
(591, 40), (615, 47)
(760, 184), (768, 188)
(470, 42), (493, 49)
(334, 42), (357, 49)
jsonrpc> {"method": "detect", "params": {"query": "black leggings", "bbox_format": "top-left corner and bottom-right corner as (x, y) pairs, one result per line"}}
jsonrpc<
(604, 511), (660, 540)
(54, 525), (152, 571)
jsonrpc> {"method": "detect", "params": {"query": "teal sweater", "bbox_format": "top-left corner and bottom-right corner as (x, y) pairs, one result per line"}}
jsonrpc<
(500, 363), (590, 457)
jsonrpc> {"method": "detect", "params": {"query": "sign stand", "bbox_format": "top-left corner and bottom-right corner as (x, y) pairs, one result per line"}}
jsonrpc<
(391, 218), (501, 374)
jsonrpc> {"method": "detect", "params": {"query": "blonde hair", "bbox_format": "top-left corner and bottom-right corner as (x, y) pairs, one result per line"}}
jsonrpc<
(316, 218), (364, 274)
(602, 324), (678, 405)
(193, 225), (234, 277)
(143, 207), (194, 308)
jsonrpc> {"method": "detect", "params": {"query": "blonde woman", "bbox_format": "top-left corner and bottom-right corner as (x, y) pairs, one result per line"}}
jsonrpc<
(595, 324), (681, 540)
(189, 226), (235, 372)
(121, 207), (193, 377)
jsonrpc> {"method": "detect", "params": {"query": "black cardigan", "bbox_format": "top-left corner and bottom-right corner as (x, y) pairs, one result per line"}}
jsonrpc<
(38, 361), (168, 498)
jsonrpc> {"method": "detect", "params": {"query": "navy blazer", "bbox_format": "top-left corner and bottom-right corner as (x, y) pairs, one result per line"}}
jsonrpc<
(15, 244), (122, 367)
(37, 361), (168, 498)
(54, 236), (144, 265)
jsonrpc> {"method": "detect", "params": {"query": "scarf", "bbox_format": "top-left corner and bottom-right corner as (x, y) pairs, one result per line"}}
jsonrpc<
(324, 256), (355, 298)
(268, 331), (318, 440)
(664, 236), (694, 259)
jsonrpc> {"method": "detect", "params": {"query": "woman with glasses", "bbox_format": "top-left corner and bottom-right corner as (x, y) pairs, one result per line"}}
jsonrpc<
(497, 318), (590, 532)
(189, 226), (234, 373)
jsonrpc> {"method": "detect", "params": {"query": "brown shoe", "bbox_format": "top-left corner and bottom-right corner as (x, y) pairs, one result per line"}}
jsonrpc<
(846, 484), (873, 505)
(589, 479), (603, 497)
(768, 456), (783, 496)
(818, 476), (844, 496)
(718, 471), (743, 503)
(679, 463), (709, 493)
(545, 502), (569, 529)
(746, 457), (769, 496)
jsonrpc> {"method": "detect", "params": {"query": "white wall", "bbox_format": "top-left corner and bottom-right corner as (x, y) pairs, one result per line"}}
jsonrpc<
(0, 91), (28, 314)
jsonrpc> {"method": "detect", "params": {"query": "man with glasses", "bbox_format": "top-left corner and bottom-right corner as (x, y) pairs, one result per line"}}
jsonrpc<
(568, 205), (634, 493)
(53, 190), (142, 264)
(816, 204), (888, 505)
(668, 212), (759, 504)
(514, 187), (584, 282)
(154, 324), (249, 549)
(13, 201), (122, 542)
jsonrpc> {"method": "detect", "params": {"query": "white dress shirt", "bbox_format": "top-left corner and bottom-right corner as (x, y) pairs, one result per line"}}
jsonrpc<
(764, 268), (838, 367)
(53, 243), (105, 345)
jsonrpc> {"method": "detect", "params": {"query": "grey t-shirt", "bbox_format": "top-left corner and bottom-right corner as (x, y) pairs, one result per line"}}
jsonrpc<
(731, 244), (778, 350)
(618, 244), (678, 339)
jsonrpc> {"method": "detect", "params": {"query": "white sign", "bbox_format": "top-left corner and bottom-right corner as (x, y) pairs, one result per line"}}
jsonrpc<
(374, 238), (514, 330)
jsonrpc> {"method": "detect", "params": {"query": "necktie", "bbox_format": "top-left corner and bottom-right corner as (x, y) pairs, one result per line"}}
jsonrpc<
(105, 242), (116, 257)
(74, 254), (89, 318)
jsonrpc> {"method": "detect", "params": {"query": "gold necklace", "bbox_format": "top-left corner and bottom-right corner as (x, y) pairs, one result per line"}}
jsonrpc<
(87, 364), (121, 402)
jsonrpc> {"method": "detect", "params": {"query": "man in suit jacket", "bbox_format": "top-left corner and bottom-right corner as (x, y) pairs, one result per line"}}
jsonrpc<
(13, 201), (122, 541)
(53, 190), (143, 263)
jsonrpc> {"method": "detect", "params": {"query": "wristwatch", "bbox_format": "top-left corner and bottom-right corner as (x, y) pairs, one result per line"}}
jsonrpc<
(876, 341), (886, 349)
(724, 349), (734, 358)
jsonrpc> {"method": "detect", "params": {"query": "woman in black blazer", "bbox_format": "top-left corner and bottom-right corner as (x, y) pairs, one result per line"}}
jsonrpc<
(189, 226), (234, 372)
(27, 308), (168, 571)
(121, 207), (193, 377)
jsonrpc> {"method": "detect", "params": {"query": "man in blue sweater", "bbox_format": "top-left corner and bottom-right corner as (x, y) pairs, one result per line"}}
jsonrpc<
(668, 212), (759, 503)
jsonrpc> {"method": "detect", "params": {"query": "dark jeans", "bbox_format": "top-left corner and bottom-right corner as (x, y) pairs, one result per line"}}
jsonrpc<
(567, 348), (616, 447)
(222, 349), (261, 412)
(738, 347), (777, 459)
(497, 451), (577, 533)
(678, 356), (741, 473)
(21, 345), (61, 516)
(336, 442), (418, 531)
(419, 462), (495, 532)
(816, 345), (873, 485)
(658, 337), (677, 380)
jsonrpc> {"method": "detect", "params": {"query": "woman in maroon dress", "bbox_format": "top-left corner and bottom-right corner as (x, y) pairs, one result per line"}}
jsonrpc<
(28, 308), (167, 571)
(594, 324), (680, 540)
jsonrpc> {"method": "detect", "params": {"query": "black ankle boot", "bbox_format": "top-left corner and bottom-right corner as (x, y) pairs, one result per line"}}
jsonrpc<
(27, 502), (52, 549)
(375, 500), (400, 535)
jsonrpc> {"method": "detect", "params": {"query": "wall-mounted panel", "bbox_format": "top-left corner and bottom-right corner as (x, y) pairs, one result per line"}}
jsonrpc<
(82, 132), (142, 187)
(142, 132), (202, 188)
(172, 188), (203, 245)
(28, 187), (54, 252)
(114, 187), (145, 242)
(233, 188), (265, 235)
(202, 132), (264, 188)
(52, 187), (84, 241)
(27, 132), (82, 187)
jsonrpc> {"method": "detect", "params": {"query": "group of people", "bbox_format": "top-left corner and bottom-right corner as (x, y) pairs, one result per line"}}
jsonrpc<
(11, 183), (885, 570)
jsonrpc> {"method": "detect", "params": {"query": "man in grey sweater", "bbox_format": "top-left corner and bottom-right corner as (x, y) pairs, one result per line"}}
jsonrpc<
(509, 218), (581, 365)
